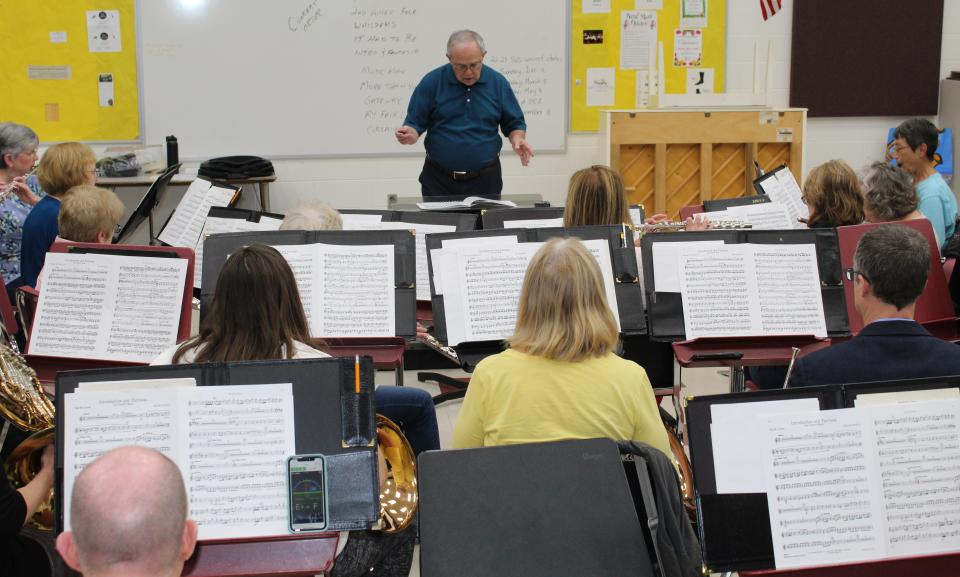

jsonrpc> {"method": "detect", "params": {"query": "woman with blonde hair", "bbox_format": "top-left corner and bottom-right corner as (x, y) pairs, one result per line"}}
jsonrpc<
(451, 237), (671, 455)
(563, 165), (709, 233)
(20, 142), (97, 287)
(801, 160), (864, 228)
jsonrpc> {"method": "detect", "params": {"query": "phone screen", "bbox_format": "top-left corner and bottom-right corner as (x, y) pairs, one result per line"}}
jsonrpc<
(288, 455), (327, 531)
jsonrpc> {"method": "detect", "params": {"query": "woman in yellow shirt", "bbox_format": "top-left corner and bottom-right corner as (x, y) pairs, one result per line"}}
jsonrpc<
(451, 237), (671, 457)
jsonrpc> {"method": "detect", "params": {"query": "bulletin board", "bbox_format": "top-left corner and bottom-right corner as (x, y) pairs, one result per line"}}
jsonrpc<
(571, 0), (726, 132)
(0, 0), (139, 142)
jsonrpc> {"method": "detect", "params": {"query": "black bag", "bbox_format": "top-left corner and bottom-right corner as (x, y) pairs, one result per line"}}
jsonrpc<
(198, 155), (274, 180)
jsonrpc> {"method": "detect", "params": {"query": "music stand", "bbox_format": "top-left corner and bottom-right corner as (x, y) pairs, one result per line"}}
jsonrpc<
(114, 163), (182, 245)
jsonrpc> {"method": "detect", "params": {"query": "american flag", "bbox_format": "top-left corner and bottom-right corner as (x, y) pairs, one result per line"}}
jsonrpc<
(760, 0), (782, 20)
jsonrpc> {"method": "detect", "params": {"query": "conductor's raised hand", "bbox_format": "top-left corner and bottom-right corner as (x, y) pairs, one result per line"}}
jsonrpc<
(395, 125), (420, 145)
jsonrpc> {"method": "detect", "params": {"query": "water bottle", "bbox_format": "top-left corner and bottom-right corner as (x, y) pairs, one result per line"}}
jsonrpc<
(166, 135), (179, 172)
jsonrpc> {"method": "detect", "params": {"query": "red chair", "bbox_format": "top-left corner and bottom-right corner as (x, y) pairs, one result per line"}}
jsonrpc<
(678, 204), (705, 221)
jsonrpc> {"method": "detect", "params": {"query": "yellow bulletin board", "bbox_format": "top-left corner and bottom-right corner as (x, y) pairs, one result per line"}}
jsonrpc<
(571, 0), (726, 132)
(0, 0), (139, 142)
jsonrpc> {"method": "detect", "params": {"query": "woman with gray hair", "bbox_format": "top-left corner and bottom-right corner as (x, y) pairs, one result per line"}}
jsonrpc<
(0, 123), (43, 286)
(861, 161), (926, 227)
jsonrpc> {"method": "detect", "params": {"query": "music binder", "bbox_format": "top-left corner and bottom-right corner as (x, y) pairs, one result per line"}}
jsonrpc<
(54, 356), (380, 536)
(686, 376), (960, 574)
(751, 164), (808, 228)
(425, 225), (646, 370)
(24, 241), (195, 378)
(114, 162), (182, 244)
(702, 194), (770, 212)
(157, 176), (242, 248)
(641, 229), (849, 342)
(200, 229), (416, 338)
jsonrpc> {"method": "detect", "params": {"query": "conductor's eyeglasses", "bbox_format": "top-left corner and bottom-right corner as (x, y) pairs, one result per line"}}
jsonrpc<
(843, 268), (869, 282)
(451, 61), (482, 73)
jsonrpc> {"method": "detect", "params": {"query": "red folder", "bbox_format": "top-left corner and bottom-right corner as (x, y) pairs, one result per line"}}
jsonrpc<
(182, 533), (339, 577)
(740, 551), (960, 577)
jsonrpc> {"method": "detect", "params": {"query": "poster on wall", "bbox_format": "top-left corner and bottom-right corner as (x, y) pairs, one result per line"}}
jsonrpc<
(620, 10), (657, 70)
(673, 29), (702, 66)
(680, 0), (707, 28)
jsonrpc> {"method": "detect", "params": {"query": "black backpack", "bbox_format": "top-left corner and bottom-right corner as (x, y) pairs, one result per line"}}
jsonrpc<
(198, 155), (274, 180)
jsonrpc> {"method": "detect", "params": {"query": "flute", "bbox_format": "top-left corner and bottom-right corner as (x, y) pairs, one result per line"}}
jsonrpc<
(0, 166), (38, 201)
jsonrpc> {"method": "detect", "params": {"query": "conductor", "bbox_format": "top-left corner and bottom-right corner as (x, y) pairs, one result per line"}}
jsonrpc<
(395, 30), (534, 198)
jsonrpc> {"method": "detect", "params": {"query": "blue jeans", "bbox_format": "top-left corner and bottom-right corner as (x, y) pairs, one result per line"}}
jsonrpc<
(374, 386), (440, 455)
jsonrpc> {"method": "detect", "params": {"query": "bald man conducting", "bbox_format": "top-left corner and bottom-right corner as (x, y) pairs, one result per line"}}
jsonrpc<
(56, 446), (197, 577)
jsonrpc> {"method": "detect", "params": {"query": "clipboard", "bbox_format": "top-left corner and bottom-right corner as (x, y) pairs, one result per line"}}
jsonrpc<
(200, 229), (417, 338)
(54, 356), (380, 535)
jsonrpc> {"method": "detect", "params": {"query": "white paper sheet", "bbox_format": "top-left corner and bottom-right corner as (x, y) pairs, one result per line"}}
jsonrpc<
(581, 239), (621, 330)
(340, 213), (385, 228)
(582, 0), (610, 13)
(29, 253), (187, 363)
(620, 11), (657, 70)
(855, 388), (960, 407)
(87, 10), (121, 52)
(724, 203), (795, 230)
(758, 167), (809, 228)
(502, 218), (565, 229)
(63, 384), (296, 541)
(431, 236), (518, 295)
(193, 215), (283, 289)
(77, 378), (197, 392)
(650, 240), (723, 292)
(586, 68), (616, 107)
(158, 179), (237, 248)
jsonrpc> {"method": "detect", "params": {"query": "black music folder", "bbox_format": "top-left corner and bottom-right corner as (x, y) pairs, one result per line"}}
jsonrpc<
(55, 357), (379, 535)
(702, 194), (770, 212)
(425, 225), (645, 369)
(200, 229), (417, 338)
(641, 228), (848, 342)
(685, 375), (960, 573)
(418, 439), (657, 577)
(114, 162), (182, 244)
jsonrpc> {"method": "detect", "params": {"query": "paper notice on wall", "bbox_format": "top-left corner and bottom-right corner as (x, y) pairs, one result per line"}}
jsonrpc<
(87, 10), (122, 52)
(686, 68), (714, 94)
(98, 73), (115, 107)
(680, 0), (708, 28)
(636, 0), (663, 8)
(582, 0), (610, 13)
(50, 31), (67, 43)
(673, 29), (702, 67)
(620, 11), (657, 70)
(586, 68), (616, 107)
(636, 71), (651, 107)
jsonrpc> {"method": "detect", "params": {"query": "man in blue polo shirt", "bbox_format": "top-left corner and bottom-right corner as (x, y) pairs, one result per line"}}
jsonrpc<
(395, 30), (534, 198)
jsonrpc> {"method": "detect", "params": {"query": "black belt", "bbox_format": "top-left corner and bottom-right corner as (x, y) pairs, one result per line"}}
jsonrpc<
(425, 156), (499, 181)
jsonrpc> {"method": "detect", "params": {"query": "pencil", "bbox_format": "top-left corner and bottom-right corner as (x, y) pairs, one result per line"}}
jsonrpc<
(354, 354), (360, 394)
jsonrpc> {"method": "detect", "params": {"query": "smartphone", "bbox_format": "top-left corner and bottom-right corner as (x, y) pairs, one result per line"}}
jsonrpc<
(287, 454), (328, 532)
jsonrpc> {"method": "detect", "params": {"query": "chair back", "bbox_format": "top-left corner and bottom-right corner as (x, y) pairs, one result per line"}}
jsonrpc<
(678, 204), (704, 221)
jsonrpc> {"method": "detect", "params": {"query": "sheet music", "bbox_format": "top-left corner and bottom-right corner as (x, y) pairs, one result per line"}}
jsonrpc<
(725, 203), (795, 230)
(158, 179), (237, 248)
(677, 243), (826, 339)
(869, 400), (960, 558)
(679, 245), (755, 337)
(272, 244), (317, 323)
(445, 243), (541, 346)
(63, 383), (296, 541)
(580, 239), (621, 330)
(193, 215), (283, 289)
(634, 248), (646, 309)
(629, 207), (644, 226)
(763, 409), (884, 569)
(77, 377), (197, 392)
(64, 388), (180, 531)
(317, 243), (395, 337)
(855, 388), (960, 407)
(430, 235), (518, 295)
(181, 384), (296, 540)
(502, 217), (564, 229)
(710, 398), (821, 493)
(340, 213), (384, 228)
(29, 253), (187, 363)
(341, 220), (457, 301)
(650, 240), (723, 292)
(416, 196), (517, 210)
(759, 168), (808, 229)
(753, 244), (827, 337)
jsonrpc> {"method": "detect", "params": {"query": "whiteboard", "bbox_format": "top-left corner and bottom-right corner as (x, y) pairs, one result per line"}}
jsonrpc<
(139, 0), (567, 159)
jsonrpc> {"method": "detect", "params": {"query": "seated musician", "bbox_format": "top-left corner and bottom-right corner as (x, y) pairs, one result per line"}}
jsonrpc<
(861, 161), (929, 229)
(0, 445), (56, 577)
(152, 244), (425, 577)
(57, 185), (124, 244)
(563, 164), (710, 236)
(801, 159), (865, 228)
(56, 446), (197, 577)
(451, 237), (671, 457)
(280, 198), (343, 231)
(20, 142), (98, 288)
(789, 225), (960, 387)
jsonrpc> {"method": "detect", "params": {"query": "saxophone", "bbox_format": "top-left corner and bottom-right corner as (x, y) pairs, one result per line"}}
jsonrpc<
(0, 343), (55, 529)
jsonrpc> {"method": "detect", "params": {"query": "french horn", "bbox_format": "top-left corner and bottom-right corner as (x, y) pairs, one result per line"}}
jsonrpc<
(376, 414), (418, 533)
(0, 343), (55, 529)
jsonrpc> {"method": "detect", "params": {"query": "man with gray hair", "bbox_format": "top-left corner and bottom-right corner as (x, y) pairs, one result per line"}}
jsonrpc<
(790, 224), (960, 387)
(396, 29), (533, 198)
(55, 446), (197, 577)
